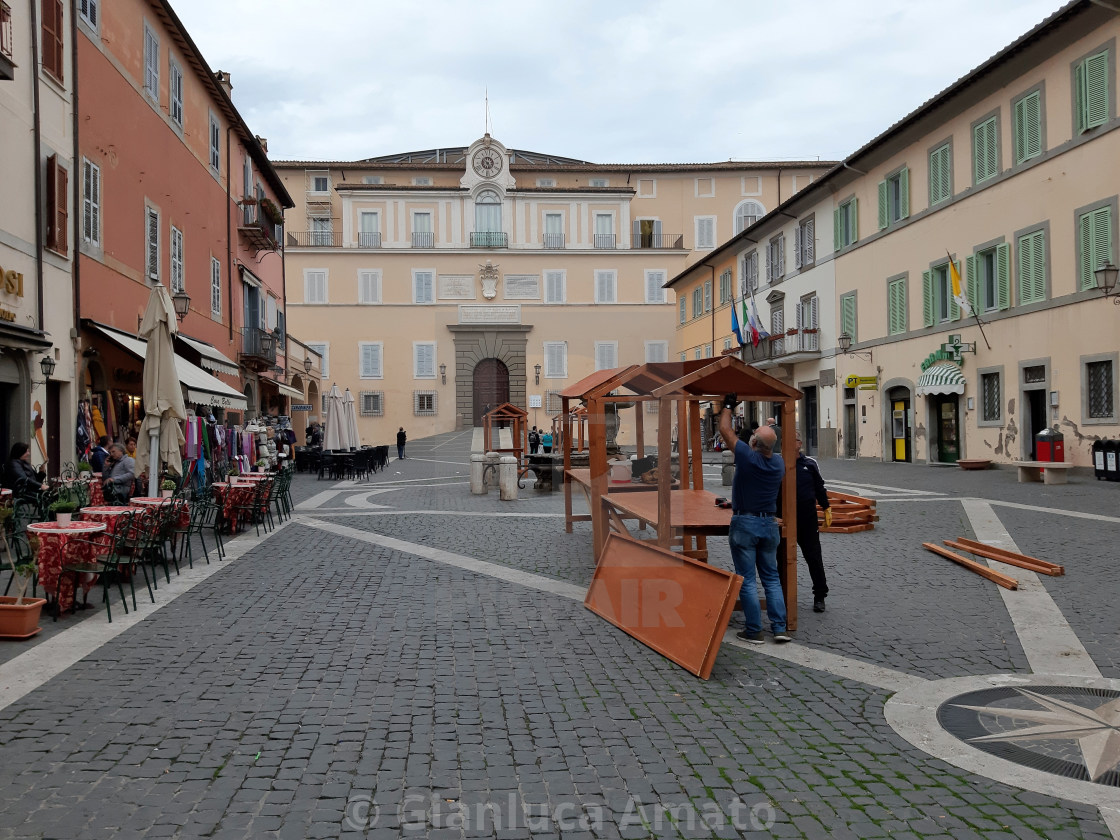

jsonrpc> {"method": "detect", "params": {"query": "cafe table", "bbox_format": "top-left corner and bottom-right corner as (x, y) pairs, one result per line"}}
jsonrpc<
(26, 521), (108, 614)
(0, 489), (11, 508)
(129, 496), (190, 528)
(211, 482), (256, 532)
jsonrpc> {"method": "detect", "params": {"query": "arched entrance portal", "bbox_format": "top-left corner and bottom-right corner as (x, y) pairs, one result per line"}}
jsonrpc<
(473, 358), (509, 426)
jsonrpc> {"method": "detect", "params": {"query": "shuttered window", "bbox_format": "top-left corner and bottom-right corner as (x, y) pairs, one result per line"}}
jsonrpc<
(742, 250), (759, 293)
(306, 343), (328, 378)
(692, 287), (703, 319)
(358, 270), (381, 304)
(413, 342), (436, 378)
(928, 144), (951, 205)
(594, 341), (618, 371)
(973, 117), (999, 183)
(923, 263), (959, 325)
(1078, 206), (1113, 290)
(45, 155), (68, 254)
(543, 342), (567, 378)
(1075, 51), (1109, 134)
(210, 258), (221, 316)
(645, 270), (666, 303)
(1013, 91), (1042, 165)
(144, 206), (159, 279)
(703, 280), (712, 312)
(839, 293), (857, 342)
(82, 160), (100, 246)
(644, 341), (668, 363)
(695, 216), (715, 249)
(169, 60), (183, 127)
(833, 199), (858, 250)
(767, 234), (785, 281)
(966, 244), (1010, 312)
(360, 342), (383, 378)
(678, 298), (687, 324)
(544, 270), (565, 303)
(79, 0), (98, 28)
(304, 270), (327, 303)
(594, 270), (617, 303)
(209, 114), (221, 172)
(1017, 229), (1047, 304)
(877, 168), (909, 230)
(718, 270), (732, 305)
(794, 217), (815, 268)
(413, 270), (434, 303)
(170, 227), (184, 293)
(41, 0), (64, 81)
(143, 24), (159, 98)
(887, 278), (907, 335)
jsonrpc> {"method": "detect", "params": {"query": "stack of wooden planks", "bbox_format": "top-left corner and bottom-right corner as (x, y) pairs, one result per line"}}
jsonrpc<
(921, 537), (1064, 590)
(818, 490), (877, 533)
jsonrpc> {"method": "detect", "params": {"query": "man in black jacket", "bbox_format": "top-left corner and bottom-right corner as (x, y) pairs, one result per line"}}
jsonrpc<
(778, 431), (832, 613)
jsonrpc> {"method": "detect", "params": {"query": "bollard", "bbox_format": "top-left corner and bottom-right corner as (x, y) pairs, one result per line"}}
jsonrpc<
(485, 451), (501, 488)
(470, 453), (487, 494)
(721, 450), (735, 486)
(499, 455), (519, 500)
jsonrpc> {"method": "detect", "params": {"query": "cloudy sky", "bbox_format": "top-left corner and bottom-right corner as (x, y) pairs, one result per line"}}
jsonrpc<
(173, 0), (1062, 165)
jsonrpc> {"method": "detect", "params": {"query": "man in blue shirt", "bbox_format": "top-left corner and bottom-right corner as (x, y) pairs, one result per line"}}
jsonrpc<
(719, 394), (790, 644)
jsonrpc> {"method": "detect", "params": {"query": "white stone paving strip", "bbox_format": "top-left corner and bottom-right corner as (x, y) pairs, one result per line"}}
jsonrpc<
(308, 510), (565, 519)
(402, 457), (473, 467)
(0, 520), (293, 715)
(961, 498), (1100, 678)
(295, 489), (342, 510)
(987, 498), (1120, 525)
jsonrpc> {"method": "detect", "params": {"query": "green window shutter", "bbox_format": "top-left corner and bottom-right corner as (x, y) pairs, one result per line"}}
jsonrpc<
(840, 294), (856, 340)
(899, 168), (910, 219)
(1084, 52), (1109, 131)
(1075, 60), (1087, 133)
(1079, 211), (1093, 289)
(833, 207), (841, 251)
(877, 180), (888, 230)
(939, 147), (951, 200)
(965, 254), (977, 312)
(984, 121), (998, 180)
(922, 270), (934, 327)
(1015, 92), (1041, 164)
(887, 280), (906, 335)
(1030, 230), (1046, 302)
(929, 147), (948, 204)
(851, 199), (859, 243)
(973, 124), (984, 181)
(1017, 233), (1032, 304)
(950, 262), (961, 320)
(996, 243), (1010, 310)
(1093, 207), (1113, 286)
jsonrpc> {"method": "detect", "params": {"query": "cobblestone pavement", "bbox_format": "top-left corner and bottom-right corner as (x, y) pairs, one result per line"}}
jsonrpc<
(0, 431), (1116, 839)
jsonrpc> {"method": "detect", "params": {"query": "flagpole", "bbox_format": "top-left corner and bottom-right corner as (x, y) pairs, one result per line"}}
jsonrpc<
(946, 249), (991, 350)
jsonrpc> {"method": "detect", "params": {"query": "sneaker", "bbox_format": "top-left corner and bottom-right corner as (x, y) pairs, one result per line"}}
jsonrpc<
(772, 630), (792, 643)
(813, 598), (826, 613)
(736, 630), (764, 644)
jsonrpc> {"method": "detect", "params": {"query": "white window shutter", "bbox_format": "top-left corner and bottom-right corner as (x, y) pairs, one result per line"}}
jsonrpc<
(805, 218), (815, 263)
(794, 226), (802, 269)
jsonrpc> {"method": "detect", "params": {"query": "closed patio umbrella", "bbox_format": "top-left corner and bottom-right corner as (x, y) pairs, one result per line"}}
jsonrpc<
(323, 383), (346, 451)
(343, 388), (360, 450)
(134, 284), (186, 496)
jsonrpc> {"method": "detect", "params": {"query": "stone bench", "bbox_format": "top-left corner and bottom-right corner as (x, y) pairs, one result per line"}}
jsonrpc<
(1017, 461), (1073, 485)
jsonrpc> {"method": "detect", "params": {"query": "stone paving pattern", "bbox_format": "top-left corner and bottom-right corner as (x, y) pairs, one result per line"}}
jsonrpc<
(0, 432), (1115, 838)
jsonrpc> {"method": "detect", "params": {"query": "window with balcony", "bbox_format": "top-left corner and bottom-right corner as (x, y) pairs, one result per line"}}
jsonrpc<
(797, 295), (819, 351)
(543, 214), (564, 249)
(358, 211), (381, 248)
(309, 217), (333, 247)
(472, 190), (505, 247)
(632, 218), (664, 249)
(769, 307), (784, 355)
(412, 212), (433, 248)
(593, 214), (615, 249)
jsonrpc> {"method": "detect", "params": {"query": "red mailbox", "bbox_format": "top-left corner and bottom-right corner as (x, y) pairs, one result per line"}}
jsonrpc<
(1035, 429), (1065, 462)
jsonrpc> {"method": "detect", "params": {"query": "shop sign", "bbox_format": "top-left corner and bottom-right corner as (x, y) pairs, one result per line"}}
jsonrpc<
(291, 404), (313, 411)
(845, 375), (879, 390)
(920, 334), (975, 371)
(1, 266), (26, 297)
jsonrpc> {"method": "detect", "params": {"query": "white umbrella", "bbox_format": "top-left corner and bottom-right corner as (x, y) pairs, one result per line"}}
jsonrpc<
(343, 388), (360, 450)
(323, 383), (346, 451)
(134, 285), (186, 496)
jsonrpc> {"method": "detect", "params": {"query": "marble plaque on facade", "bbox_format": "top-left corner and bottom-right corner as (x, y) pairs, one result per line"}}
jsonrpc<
(458, 305), (521, 324)
(503, 274), (540, 299)
(438, 275), (476, 299)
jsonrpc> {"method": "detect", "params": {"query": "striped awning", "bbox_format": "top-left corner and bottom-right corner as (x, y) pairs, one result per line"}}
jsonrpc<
(916, 363), (966, 396)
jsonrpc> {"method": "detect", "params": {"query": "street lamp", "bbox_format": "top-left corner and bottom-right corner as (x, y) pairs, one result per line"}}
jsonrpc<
(1095, 263), (1119, 305)
(171, 289), (191, 322)
(303, 356), (313, 374)
(534, 363), (541, 385)
(439, 362), (447, 384)
(39, 354), (56, 379)
(837, 331), (872, 362)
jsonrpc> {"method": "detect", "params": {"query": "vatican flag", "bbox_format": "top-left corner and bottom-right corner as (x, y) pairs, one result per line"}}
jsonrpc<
(949, 258), (972, 316)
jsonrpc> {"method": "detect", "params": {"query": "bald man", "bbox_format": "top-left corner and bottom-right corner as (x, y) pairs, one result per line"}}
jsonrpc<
(719, 395), (790, 644)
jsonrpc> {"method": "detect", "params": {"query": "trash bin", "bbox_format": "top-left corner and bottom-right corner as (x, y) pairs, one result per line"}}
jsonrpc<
(1105, 440), (1120, 482)
(1092, 439), (1109, 480)
(1035, 429), (1065, 462)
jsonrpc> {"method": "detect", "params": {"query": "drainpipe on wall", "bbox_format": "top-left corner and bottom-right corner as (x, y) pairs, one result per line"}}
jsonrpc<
(708, 265), (716, 353)
(30, 1), (44, 342)
(225, 126), (234, 344)
(71, 0), (81, 352)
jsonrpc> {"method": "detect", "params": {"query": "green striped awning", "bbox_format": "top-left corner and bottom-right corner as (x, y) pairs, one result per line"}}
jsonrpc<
(916, 363), (966, 396)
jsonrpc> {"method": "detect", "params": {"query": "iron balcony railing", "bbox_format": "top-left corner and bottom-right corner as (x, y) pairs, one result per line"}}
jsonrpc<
(593, 233), (616, 249)
(287, 231), (340, 247)
(631, 233), (684, 249)
(241, 327), (277, 366)
(358, 231), (382, 248)
(542, 233), (565, 249)
(470, 231), (507, 248)
(798, 329), (820, 352)
(412, 231), (435, 248)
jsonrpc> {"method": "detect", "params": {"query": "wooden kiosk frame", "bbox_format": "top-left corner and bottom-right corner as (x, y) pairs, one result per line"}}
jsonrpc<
(563, 357), (805, 630)
(481, 402), (528, 461)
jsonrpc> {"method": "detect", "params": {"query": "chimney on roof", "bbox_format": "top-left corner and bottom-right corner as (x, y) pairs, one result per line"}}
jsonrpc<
(215, 70), (233, 97)
(256, 136), (268, 153)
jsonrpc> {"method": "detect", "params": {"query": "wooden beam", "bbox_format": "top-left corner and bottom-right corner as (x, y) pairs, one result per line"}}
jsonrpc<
(688, 398), (707, 561)
(657, 398), (674, 549)
(923, 542), (1018, 589)
(634, 396), (645, 459)
(781, 398), (798, 630)
(588, 396), (611, 562)
(945, 539), (1063, 576)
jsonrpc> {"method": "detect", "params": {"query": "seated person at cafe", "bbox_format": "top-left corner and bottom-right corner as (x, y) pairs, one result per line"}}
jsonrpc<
(2, 442), (49, 497)
(102, 442), (136, 503)
(89, 435), (111, 474)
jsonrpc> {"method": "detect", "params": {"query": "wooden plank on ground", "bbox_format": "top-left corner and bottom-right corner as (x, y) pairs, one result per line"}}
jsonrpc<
(820, 524), (875, 534)
(943, 540), (1063, 576)
(922, 542), (1018, 590)
(952, 537), (1063, 575)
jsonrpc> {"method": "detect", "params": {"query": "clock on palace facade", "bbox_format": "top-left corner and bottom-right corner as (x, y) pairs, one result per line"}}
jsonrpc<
(472, 147), (503, 179)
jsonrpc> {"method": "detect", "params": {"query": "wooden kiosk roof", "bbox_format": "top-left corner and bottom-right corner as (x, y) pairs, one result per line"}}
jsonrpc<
(482, 401), (528, 420)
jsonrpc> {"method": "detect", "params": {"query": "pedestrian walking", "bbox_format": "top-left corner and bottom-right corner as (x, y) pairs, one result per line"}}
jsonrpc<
(765, 416), (782, 449)
(541, 430), (553, 453)
(528, 426), (540, 454)
(778, 431), (833, 613)
(396, 427), (407, 460)
(719, 393), (790, 644)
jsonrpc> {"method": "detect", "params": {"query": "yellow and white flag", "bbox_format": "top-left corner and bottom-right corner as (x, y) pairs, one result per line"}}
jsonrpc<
(949, 259), (971, 316)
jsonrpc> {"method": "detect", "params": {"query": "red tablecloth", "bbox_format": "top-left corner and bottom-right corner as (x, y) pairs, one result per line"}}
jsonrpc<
(27, 521), (108, 613)
(58, 478), (105, 507)
(212, 482), (256, 532)
(79, 505), (135, 539)
(0, 489), (11, 508)
(129, 497), (189, 528)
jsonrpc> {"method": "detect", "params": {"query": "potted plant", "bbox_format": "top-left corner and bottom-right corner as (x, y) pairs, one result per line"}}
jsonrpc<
(255, 457), (270, 472)
(160, 478), (177, 499)
(48, 499), (78, 524)
(226, 466), (239, 484)
(77, 461), (93, 479)
(0, 513), (46, 638)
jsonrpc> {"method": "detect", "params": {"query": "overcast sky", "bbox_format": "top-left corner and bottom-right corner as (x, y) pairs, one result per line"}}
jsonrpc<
(172, 0), (1062, 165)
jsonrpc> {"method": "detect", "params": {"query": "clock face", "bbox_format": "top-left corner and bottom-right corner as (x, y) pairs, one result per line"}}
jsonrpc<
(472, 148), (503, 179)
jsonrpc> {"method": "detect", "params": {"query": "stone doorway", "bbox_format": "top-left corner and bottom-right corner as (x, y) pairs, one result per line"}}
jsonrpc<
(472, 358), (510, 426)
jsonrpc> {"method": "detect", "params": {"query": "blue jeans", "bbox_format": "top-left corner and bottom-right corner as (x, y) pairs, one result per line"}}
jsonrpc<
(729, 514), (787, 635)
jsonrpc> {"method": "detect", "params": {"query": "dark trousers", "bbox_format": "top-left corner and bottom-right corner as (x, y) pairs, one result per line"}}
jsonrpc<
(397, 445), (405, 459)
(778, 504), (829, 599)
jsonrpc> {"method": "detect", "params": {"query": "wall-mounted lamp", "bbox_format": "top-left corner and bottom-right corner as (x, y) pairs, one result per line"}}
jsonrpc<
(837, 332), (873, 362)
(1094, 263), (1119, 305)
(172, 289), (191, 322)
(440, 362), (447, 384)
(534, 363), (541, 385)
(303, 356), (313, 374)
(33, 352), (57, 385)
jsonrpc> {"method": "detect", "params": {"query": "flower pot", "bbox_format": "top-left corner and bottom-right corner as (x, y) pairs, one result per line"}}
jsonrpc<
(161, 490), (174, 498)
(0, 596), (46, 639)
(79, 471), (91, 479)
(55, 513), (72, 524)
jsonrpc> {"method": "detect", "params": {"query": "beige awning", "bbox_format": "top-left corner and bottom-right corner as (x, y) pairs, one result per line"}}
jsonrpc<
(263, 378), (304, 400)
(176, 335), (240, 376)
